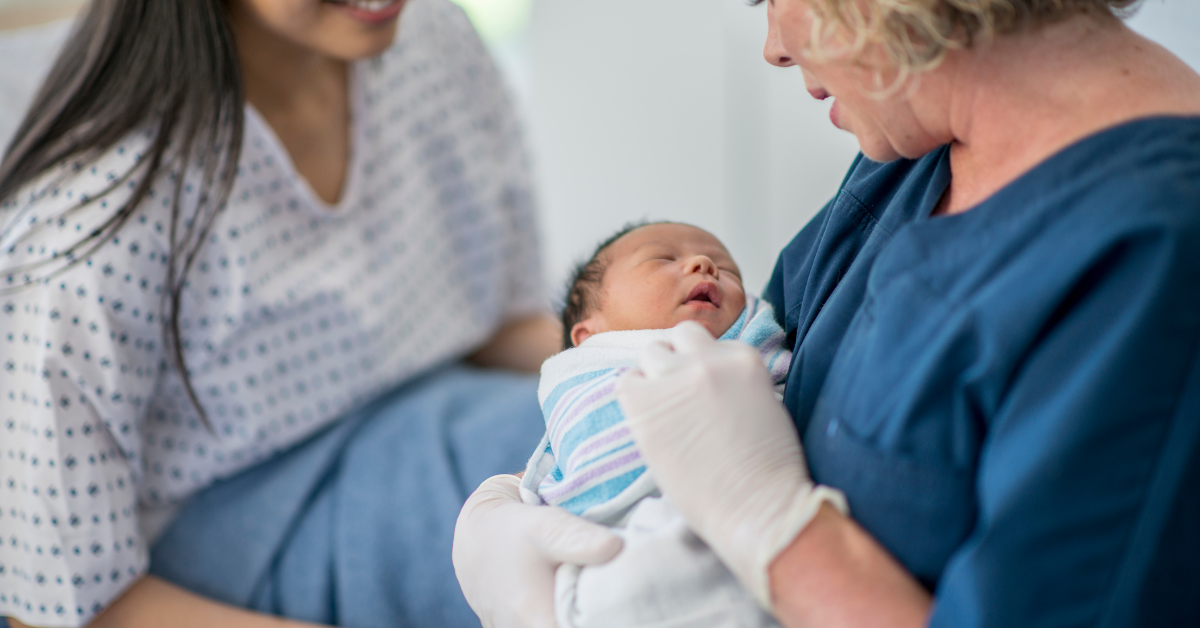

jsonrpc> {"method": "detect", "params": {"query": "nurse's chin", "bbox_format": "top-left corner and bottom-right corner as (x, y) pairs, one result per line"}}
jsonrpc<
(854, 135), (908, 164)
(858, 132), (946, 164)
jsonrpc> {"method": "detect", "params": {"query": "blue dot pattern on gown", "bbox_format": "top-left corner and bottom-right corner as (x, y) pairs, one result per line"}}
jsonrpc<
(0, 1), (543, 625)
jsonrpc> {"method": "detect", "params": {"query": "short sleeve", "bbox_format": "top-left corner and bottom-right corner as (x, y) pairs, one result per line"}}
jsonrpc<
(764, 152), (869, 342)
(763, 197), (834, 336)
(929, 220), (1200, 627)
(488, 98), (545, 320)
(1, 150), (166, 627)
(442, 2), (546, 318)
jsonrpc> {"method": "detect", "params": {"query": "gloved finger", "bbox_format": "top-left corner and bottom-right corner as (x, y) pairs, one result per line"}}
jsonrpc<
(531, 507), (624, 565)
(669, 320), (718, 355)
(636, 340), (689, 379)
(614, 368), (658, 416)
(458, 474), (523, 519)
(473, 473), (522, 499)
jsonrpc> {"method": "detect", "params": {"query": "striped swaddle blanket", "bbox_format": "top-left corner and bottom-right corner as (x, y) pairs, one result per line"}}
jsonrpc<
(519, 295), (792, 525)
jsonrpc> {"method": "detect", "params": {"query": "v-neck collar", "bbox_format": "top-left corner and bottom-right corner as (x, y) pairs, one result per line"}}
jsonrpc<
(243, 61), (366, 216)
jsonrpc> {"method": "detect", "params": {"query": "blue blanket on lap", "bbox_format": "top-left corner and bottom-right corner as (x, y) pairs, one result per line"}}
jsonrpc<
(149, 365), (544, 628)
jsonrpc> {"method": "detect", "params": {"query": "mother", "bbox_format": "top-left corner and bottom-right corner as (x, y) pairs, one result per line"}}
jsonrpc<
(453, 0), (1200, 626)
(0, 1), (558, 627)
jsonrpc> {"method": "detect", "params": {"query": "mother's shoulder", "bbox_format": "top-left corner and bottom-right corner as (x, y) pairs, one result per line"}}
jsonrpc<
(0, 127), (167, 277)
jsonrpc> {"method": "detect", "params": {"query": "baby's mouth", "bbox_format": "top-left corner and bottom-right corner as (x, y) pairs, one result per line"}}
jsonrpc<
(684, 283), (722, 309)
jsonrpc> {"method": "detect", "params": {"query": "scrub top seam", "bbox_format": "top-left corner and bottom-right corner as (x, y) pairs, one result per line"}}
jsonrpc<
(784, 189), (879, 334)
(837, 188), (892, 238)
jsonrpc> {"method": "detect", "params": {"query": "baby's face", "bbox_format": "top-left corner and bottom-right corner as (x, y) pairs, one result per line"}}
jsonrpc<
(572, 224), (747, 345)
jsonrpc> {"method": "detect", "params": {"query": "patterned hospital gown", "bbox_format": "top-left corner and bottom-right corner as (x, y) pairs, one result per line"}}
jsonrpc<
(0, 1), (544, 625)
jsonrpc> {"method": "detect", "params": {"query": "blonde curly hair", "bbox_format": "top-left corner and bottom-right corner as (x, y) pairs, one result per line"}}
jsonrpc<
(760, 0), (1143, 78)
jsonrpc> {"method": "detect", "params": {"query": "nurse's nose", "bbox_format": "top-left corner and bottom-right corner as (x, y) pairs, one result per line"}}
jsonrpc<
(764, 5), (795, 68)
(684, 255), (720, 278)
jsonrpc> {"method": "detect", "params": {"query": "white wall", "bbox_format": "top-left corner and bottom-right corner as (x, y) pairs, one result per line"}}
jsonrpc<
(0, 19), (73, 151)
(1, 0), (1197, 297)
(523, 0), (1200, 297)
(526, 0), (859, 296)
(1128, 0), (1200, 65)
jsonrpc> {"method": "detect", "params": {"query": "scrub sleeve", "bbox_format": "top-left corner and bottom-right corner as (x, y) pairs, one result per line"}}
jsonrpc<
(765, 117), (1200, 627)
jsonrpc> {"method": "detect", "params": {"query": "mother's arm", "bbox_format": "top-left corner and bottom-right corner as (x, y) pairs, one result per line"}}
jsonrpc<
(9, 577), (321, 628)
(469, 314), (562, 373)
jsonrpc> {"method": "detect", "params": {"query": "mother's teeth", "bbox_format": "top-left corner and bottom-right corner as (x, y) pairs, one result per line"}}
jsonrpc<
(335, 0), (399, 11)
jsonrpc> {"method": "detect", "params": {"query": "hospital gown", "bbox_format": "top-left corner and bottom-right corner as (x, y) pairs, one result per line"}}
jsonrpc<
(0, 1), (543, 625)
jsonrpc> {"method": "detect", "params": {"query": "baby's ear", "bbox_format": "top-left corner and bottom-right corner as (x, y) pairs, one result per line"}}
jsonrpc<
(571, 318), (601, 348)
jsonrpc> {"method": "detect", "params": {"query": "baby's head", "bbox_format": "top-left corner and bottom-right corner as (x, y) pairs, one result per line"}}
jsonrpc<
(561, 222), (747, 348)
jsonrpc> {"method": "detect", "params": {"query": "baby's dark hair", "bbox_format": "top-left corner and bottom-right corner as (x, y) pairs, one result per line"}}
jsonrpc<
(561, 221), (666, 349)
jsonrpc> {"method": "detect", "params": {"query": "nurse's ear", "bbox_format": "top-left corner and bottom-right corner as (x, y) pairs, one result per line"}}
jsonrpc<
(571, 317), (604, 348)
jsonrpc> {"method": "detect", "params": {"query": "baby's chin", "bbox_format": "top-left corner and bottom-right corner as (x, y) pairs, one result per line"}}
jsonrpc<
(675, 309), (740, 339)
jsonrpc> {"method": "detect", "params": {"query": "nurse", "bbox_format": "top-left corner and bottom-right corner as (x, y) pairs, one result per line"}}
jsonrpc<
(452, 0), (1200, 626)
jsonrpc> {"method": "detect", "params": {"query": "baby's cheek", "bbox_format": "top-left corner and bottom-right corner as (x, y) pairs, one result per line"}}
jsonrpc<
(727, 288), (747, 317)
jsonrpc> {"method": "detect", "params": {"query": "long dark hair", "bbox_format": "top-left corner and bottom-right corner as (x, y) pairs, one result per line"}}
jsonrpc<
(0, 0), (245, 422)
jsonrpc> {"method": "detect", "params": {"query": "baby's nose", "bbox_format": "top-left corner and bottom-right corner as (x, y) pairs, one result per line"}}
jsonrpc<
(685, 255), (719, 277)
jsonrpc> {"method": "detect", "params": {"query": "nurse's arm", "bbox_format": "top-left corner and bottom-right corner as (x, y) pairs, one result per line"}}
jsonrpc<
(768, 504), (933, 628)
(8, 576), (323, 628)
(469, 314), (562, 373)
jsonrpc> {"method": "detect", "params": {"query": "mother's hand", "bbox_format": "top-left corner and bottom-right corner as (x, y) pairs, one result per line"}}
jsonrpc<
(452, 475), (624, 628)
(615, 322), (848, 609)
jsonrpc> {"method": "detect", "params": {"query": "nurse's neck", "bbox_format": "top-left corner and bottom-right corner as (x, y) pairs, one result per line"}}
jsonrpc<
(927, 13), (1200, 217)
(227, 5), (351, 205)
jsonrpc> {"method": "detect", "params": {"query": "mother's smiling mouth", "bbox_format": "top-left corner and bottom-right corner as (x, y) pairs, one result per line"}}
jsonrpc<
(322, 0), (407, 23)
(323, 0), (401, 10)
(684, 282), (722, 309)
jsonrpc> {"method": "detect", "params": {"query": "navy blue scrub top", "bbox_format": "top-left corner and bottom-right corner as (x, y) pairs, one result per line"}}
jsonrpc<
(764, 117), (1200, 627)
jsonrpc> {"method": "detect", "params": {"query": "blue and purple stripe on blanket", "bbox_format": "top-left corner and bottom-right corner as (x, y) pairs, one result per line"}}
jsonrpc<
(518, 295), (792, 525)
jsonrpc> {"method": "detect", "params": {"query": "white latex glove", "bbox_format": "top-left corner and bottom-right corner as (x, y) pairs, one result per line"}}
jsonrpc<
(615, 321), (848, 609)
(452, 474), (625, 628)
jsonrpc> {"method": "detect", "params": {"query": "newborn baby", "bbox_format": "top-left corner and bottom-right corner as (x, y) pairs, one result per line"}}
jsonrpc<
(521, 222), (786, 628)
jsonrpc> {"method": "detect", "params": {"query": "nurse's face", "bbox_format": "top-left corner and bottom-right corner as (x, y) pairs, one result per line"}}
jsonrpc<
(228, 0), (405, 61)
(762, 0), (943, 161)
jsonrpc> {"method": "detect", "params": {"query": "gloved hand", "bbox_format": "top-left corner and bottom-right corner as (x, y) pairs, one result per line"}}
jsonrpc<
(452, 474), (625, 628)
(615, 321), (847, 609)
